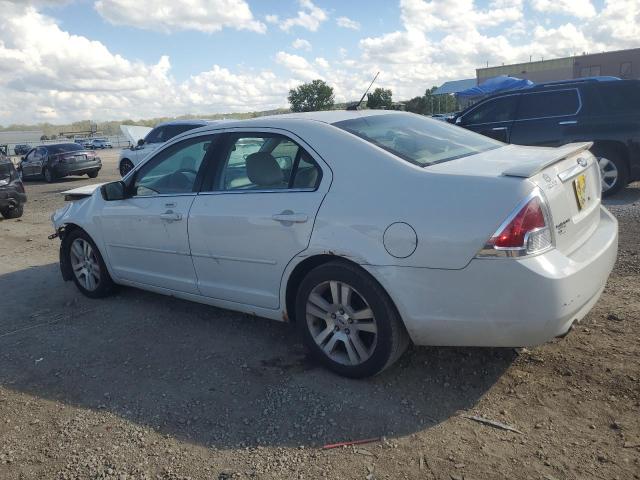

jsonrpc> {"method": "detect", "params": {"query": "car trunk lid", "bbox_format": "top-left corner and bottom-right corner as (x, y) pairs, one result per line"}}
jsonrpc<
(518, 144), (602, 256)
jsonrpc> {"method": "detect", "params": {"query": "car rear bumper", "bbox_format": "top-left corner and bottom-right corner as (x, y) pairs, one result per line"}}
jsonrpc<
(0, 185), (27, 208)
(366, 206), (618, 347)
(52, 159), (101, 177)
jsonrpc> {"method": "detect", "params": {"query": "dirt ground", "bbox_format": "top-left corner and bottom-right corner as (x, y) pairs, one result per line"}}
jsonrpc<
(1, 150), (639, 480)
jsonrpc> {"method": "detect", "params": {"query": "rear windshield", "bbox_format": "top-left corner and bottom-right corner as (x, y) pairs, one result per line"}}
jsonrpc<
(47, 144), (84, 155)
(333, 113), (502, 166)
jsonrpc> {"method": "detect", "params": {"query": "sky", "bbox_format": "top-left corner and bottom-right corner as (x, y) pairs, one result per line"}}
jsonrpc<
(0, 0), (638, 125)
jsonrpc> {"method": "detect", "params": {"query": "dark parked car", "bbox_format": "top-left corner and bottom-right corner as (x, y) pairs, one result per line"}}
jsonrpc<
(14, 144), (31, 155)
(0, 154), (26, 219)
(19, 143), (101, 183)
(450, 78), (640, 195)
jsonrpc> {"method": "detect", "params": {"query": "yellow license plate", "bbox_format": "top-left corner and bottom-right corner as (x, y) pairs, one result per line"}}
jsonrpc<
(573, 173), (587, 210)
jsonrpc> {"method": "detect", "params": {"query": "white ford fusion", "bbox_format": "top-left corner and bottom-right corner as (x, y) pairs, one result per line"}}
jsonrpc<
(51, 111), (618, 378)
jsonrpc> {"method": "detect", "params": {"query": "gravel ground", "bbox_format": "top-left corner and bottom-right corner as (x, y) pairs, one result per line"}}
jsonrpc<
(1, 150), (639, 480)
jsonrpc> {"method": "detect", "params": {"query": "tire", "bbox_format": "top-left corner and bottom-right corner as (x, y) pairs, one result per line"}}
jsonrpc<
(63, 229), (115, 298)
(43, 166), (55, 183)
(0, 204), (23, 219)
(295, 261), (409, 378)
(87, 170), (99, 178)
(119, 159), (134, 177)
(591, 146), (629, 197)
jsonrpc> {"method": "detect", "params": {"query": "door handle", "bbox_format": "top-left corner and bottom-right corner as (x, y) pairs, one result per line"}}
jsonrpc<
(272, 211), (308, 224)
(558, 120), (577, 125)
(159, 210), (182, 222)
(491, 127), (507, 131)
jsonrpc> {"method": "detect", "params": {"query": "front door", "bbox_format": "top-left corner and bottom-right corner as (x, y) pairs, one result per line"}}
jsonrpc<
(99, 134), (215, 293)
(458, 94), (520, 143)
(20, 149), (37, 177)
(188, 132), (330, 309)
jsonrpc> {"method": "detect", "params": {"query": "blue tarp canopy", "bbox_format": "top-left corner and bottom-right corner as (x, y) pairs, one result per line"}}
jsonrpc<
(456, 75), (534, 98)
(433, 78), (476, 95)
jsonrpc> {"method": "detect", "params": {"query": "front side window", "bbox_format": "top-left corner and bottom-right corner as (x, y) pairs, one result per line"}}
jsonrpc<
(516, 90), (580, 120)
(133, 136), (213, 196)
(333, 113), (502, 167)
(463, 95), (519, 124)
(214, 134), (321, 191)
(144, 127), (166, 144)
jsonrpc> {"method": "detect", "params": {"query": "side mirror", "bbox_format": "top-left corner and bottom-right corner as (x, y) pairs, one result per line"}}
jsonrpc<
(137, 139), (144, 147)
(20, 156), (25, 161)
(455, 116), (463, 125)
(101, 181), (128, 201)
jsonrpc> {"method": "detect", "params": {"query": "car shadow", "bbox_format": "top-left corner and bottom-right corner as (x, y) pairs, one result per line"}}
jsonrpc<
(0, 263), (515, 449)
(23, 176), (92, 187)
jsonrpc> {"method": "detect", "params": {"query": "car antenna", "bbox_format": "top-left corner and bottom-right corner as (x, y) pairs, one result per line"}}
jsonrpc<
(346, 72), (379, 110)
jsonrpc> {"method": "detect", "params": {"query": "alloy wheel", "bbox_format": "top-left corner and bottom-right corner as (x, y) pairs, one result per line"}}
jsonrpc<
(598, 156), (618, 193)
(69, 238), (101, 291)
(306, 280), (378, 366)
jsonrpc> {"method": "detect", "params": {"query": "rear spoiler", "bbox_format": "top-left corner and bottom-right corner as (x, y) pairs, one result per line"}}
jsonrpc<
(502, 142), (593, 178)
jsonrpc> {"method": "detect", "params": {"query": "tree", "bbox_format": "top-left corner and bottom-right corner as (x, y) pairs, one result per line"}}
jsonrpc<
(288, 79), (335, 112)
(366, 88), (393, 109)
(40, 135), (48, 141)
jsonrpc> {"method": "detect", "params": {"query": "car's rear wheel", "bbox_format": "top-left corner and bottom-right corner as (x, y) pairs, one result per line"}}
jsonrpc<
(43, 166), (54, 183)
(0, 204), (23, 219)
(64, 229), (114, 298)
(296, 261), (409, 378)
(119, 159), (134, 177)
(591, 147), (628, 196)
(87, 170), (99, 178)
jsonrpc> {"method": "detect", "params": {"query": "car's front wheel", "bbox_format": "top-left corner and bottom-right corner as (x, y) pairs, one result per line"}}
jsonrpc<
(296, 261), (409, 378)
(87, 170), (99, 178)
(119, 159), (134, 177)
(64, 229), (114, 298)
(0, 204), (23, 219)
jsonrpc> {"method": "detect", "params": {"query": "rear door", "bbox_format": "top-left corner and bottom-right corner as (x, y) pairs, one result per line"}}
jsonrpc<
(188, 130), (330, 309)
(510, 88), (581, 147)
(458, 94), (519, 142)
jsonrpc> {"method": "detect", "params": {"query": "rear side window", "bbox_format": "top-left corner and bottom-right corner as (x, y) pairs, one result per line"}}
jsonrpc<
(597, 82), (640, 113)
(212, 134), (321, 191)
(463, 95), (519, 124)
(516, 90), (580, 120)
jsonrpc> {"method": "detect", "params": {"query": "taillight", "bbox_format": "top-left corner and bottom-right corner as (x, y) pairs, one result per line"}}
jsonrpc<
(477, 190), (553, 258)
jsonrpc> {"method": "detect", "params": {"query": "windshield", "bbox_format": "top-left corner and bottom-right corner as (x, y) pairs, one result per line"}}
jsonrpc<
(47, 143), (84, 155)
(333, 113), (502, 166)
(0, 159), (13, 180)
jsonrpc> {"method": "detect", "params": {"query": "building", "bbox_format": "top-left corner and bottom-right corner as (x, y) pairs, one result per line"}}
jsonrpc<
(477, 47), (640, 84)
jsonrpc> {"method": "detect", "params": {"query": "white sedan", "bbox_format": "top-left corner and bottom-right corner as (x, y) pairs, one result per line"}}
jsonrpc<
(51, 111), (618, 378)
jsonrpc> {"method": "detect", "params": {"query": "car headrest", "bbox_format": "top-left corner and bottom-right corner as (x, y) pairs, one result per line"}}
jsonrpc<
(245, 152), (283, 187)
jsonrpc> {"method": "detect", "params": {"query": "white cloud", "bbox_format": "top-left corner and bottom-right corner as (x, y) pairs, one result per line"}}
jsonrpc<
(275, 51), (319, 80)
(0, 1), (286, 124)
(292, 38), (312, 51)
(315, 57), (330, 69)
(279, 0), (328, 32)
(265, 14), (279, 24)
(94, 0), (266, 34)
(336, 16), (361, 30)
(531, 0), (596, 19)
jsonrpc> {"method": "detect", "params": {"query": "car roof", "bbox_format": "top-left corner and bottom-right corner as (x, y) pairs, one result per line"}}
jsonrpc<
(155, 119), (214, 128)
(192, 110), (401, 131)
